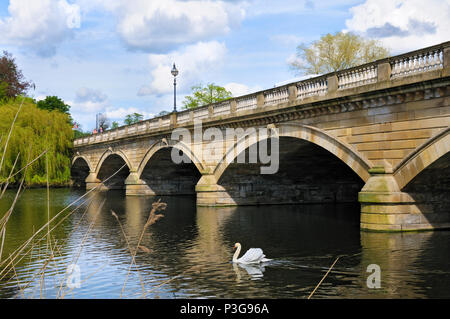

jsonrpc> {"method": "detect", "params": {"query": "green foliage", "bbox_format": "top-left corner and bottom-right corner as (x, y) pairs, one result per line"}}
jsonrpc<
(124, 113), (143, 125)
(0, 99), (73, 186)
(73, 130), (90, 139)
(111, 121), (119, 129)
(36, 96), (70, 114)
(290, 32), (390, 75)
(157, 111), (169, 116)
(182, 83), (232, 109)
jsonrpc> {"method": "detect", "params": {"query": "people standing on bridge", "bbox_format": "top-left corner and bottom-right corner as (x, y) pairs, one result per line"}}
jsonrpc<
(93, 128), (97, 134)
(99, 127), (103, 133)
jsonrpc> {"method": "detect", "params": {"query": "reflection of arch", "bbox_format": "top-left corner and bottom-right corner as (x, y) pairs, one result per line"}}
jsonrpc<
(394, 128), (449, 190)
(213, 123), (372, 182)
(136, 139), (205, 178)
(72, 155), (93, 171)
(95, 149), (133, 174)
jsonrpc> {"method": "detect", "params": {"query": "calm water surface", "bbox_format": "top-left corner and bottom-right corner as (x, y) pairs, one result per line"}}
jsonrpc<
(0, 188), (449, 299)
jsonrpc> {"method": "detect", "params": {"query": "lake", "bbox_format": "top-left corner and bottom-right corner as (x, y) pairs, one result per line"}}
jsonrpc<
(0, 188), (449, 298)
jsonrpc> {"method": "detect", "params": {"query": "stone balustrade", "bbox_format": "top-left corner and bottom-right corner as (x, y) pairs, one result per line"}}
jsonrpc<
(264, 86), (289, 106)
(236, 94), (258, 112)
(73, 41), (450, 147)
(337, 64), (377, 90)
(391, 46), (444, 79)
(296, 77), (327, 99)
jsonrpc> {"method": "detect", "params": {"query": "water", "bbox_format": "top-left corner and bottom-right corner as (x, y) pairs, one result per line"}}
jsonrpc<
(0, 188), (449, 299)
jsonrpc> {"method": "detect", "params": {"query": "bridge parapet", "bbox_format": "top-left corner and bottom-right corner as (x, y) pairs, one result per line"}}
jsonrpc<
(74, 41), (449, 147)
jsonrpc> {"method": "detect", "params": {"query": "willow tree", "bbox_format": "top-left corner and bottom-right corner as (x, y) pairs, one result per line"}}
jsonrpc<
(0, 100), (73, 186)
(290, 32), (389, 75)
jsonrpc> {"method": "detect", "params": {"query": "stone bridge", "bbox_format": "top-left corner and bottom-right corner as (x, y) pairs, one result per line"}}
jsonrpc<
(73, 42), (450, 232)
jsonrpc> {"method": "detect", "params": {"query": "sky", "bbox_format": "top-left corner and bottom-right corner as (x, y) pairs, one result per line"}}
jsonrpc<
(0, 0), (449, 131)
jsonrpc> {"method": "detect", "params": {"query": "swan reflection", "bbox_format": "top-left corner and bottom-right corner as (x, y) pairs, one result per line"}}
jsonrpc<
(233, 262), (266, 281)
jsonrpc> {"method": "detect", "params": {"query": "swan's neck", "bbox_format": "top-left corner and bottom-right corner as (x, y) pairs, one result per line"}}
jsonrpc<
(233, 244), (241, 262)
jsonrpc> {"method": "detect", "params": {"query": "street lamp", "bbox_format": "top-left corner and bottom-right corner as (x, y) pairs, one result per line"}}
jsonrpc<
(171, 63), (178, 112)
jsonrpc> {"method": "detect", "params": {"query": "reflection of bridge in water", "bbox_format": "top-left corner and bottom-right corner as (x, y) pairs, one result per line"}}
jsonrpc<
(72, 42), (450, 232)
(81, 194), (443, 298)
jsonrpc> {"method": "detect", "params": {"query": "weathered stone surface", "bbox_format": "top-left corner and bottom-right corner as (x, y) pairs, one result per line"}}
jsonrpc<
(72, 42), (450, 232)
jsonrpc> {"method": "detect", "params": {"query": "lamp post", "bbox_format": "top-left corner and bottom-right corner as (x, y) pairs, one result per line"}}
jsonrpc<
(171, 63), (179, 112)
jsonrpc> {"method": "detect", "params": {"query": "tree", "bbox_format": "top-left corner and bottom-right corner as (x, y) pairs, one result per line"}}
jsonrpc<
(0, 51), (34, 101)
(111, 121), (119, 129)
(182, 83), (232, 109)
(0, 99), (73, 186)
(124, 113), (143, 125)
(37, 96), (70, 114)
(157, 111), (169, 117)
(289, 32), (389, 75)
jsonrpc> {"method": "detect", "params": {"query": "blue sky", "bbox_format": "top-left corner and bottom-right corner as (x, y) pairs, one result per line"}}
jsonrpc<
(0, 0), (448, 131)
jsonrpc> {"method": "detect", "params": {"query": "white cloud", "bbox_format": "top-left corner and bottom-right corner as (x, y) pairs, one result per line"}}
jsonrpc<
(224, 82), (261, 97)
(270, 34), (303, 47)
(104, 107), (153, 120)
(0, 0), (81, 57)
(138, 41), (227, 96)
(102, 0), (245, 53)
(75, 87), (107, 103)
(345, 0), (450, 53)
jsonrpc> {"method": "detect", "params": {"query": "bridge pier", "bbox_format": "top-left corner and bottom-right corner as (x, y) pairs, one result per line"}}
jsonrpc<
(85, 172), (104, 191)
(359, 172), (449, 232)
(125, 171), (154, 196)
(196, 175), (234, 206)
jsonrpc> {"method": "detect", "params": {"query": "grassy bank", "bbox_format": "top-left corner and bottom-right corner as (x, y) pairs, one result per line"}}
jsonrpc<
(0, 98), (73, 187)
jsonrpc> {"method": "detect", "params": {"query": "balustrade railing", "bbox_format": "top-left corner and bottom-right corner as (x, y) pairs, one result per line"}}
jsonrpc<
(236, 94), (257, 112)
(177, 110), (191, 124)
(391, 47), (443, 79)
(74, 41), (448, 146)
(264, 86), (289, 106)
(194, 107), (209, 120)
(297, 77), (327, 99)
(338, 65), (377, 89)
(213, 100), (232, 116)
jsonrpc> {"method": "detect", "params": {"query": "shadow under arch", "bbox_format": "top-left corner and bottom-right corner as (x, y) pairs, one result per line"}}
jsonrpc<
(213, 124), (372, 183)
(71, 156), (92, 188)
(216, 132), (366, 206)
(136, 139), (203, 195)
(136, 139), (205, 178)
(394, 127), (449, 190)
(95, 149), (133, 175)
(96, 150), (132, 190)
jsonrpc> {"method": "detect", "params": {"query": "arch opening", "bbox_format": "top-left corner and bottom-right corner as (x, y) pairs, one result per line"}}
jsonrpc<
(97, 154), (130, 190)
(140, 147), (202, 195)
(217, 136), (364, 205)
(402, 152), (450, 225)
(71, 157), (90, 188)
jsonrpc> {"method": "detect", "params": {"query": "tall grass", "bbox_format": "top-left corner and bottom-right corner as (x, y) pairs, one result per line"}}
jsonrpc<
(0, 100), (183, 299)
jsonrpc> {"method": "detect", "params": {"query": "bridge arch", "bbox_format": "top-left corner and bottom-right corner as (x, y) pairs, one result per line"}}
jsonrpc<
(213, 123), (372, 183)
(72, 155), (93, 172)
(95, 149), (133, 175)
(136, 139), (205, 178)
(207, 123), (370, 206)
(94, 149), (132, 190)
(71, 156), (92, 188)
(135, 139), (204, 195)
(394, 128), (450, 190)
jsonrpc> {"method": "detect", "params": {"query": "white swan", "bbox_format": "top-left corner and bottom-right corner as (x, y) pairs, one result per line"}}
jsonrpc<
(232, 242), (271, 264)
